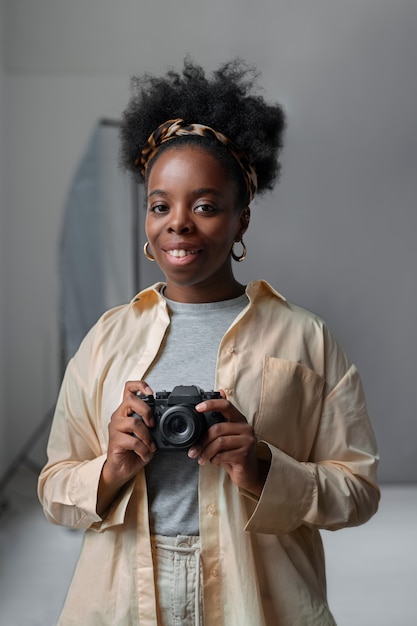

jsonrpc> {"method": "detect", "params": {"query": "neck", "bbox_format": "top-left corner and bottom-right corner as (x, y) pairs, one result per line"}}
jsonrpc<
(163, 279), (246, 303)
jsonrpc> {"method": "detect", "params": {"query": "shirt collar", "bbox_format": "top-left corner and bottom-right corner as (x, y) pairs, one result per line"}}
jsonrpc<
(130, 280), (286, 309)
(130, 282), (166, 307)
(245, 280), (286, 303)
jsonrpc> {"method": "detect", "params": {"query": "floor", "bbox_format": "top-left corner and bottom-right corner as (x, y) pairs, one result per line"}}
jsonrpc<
(0, 467), (416, 626)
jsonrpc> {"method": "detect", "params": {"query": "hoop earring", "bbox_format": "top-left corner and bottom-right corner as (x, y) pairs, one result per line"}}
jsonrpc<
(231, 239), (247, 262)
(143, 241), (155, 262)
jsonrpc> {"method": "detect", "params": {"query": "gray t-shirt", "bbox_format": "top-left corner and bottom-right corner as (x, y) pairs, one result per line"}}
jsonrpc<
(145, 291), (248, 536)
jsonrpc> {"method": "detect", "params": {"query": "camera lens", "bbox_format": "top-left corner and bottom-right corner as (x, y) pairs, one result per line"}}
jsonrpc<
(159, 405), (203, 448)
(170, 416), (188, 434)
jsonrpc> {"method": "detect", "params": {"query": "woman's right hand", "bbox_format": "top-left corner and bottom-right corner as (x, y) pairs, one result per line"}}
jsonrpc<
(97, 381), (156, 515)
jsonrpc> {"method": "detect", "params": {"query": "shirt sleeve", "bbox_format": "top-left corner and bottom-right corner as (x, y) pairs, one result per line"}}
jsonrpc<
(243, 360), (380, 535)
(37, 335), (135, 531)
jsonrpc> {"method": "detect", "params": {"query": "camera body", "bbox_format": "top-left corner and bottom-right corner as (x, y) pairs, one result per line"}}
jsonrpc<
(137, 385), (224, 450)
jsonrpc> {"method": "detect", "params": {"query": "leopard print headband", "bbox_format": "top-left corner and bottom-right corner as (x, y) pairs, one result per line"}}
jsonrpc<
(136, 118), (258, 202)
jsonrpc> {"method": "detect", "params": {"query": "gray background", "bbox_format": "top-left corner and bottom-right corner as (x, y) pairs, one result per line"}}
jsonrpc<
(0, 0), (416, 483)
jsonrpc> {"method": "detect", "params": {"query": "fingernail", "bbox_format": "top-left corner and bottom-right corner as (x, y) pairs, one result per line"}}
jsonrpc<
(195, 402), (206, 411)
(188, 447), (197, 458)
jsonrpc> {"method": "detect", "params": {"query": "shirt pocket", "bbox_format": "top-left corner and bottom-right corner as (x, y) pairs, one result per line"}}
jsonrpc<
(255, 356), (325, 460)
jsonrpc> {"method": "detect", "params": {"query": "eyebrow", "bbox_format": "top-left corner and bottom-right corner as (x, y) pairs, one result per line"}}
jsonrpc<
(148, 189), (167, 198)
(148, 187), (222, 198)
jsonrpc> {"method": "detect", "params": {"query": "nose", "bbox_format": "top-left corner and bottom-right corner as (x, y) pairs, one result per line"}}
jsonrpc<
(166, 206), (194, 234)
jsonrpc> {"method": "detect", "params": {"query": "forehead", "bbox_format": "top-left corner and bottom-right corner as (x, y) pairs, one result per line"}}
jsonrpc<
(148, 144), (226, 173)
(147, 144), (234, 189)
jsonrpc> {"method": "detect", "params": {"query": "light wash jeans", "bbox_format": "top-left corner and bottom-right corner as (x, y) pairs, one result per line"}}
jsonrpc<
(151, 535), (203, 626)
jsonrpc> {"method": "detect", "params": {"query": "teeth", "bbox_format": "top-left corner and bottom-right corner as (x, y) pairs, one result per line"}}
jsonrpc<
(167, 249), (196, 258)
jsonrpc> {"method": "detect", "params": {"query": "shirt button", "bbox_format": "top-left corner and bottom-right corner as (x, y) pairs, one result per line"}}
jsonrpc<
(207, 504), (217, 516)
(211, 568), (219, 578)
(227, 346), (234, 354)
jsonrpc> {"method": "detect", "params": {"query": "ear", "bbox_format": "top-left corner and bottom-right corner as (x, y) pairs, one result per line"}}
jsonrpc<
(236, 206), (250, 241)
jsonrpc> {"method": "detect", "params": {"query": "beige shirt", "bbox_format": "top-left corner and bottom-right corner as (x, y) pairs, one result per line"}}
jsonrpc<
(38, 280), (379, 626)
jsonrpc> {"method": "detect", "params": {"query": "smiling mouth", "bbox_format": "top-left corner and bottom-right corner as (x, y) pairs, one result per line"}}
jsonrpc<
(166, 249), (199, 258)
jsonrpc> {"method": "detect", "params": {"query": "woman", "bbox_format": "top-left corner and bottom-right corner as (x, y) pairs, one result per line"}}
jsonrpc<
(38, 59), (379, 626)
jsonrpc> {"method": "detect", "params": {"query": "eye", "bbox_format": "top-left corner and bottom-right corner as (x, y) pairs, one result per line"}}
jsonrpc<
(194, 204), (217, 215)
(148, 203), (169, 214)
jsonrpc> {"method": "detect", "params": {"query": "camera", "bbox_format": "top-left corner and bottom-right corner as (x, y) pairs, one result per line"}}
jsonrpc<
(136, 385), (224, 450)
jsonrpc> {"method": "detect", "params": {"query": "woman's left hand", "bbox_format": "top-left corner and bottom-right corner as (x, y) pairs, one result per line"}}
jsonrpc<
(188, 390), (269, 497)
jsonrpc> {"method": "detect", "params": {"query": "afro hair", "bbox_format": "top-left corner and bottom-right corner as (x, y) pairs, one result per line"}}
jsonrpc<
(119, 58), (286, 201)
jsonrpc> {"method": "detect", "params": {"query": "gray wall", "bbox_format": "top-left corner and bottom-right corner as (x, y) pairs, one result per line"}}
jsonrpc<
(1, 0), (416, 482)
(0, 1), (6, 477)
